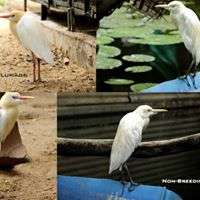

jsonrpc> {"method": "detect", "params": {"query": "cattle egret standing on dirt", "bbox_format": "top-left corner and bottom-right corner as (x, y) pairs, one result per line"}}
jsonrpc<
(0, 92), (34, 151)
(0, 10), (54, 82)
(109, 105), (167, 190)
(156, 1), (200, 88)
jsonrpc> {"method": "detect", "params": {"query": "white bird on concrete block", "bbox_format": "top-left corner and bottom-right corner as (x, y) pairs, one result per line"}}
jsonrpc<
(0, 92), (34, 151)
(0, 10), (54, 82)
(109, 105), (167, 191)
(155, 1), (200, 88)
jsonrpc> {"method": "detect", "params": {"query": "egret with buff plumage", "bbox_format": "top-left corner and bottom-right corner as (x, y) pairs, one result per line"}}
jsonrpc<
(0, 92), (34, 151)
(0, 10), (54, 82)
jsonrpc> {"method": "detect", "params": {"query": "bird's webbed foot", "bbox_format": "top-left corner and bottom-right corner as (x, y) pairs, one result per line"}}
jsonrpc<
(190, 74), (198, 89)
(178, 75), (191, 88)
(120, 180), (127, 186)
(123, 163), (139, 192)
(37, 78), (42, 83)
(128, 180), (139, 192)
(35, 79), (43, 83)
(33, 79), (47, 84)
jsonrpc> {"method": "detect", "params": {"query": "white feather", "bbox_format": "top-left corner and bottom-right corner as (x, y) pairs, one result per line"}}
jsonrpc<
(170, 2), (200, 65)
(109, 111), (148, 174)
(16, 12), (54, 64)
(0, 107), (18, 148)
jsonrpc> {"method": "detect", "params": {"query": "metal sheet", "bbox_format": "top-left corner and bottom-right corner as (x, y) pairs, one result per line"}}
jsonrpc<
(58, 93), (200, 140)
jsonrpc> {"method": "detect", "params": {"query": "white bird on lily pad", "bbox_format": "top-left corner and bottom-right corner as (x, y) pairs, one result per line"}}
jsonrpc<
(0, 10), (54, 82)
(0, 92), (34, 151)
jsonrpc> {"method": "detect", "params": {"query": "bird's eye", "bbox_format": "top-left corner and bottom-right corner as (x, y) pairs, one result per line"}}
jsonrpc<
(12, 96), (17, 99)
(147, 109), (151, 112)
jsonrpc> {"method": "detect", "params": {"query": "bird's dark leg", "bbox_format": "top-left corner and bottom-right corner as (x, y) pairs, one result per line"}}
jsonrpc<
(179, 60), (195, 88)
(183, 76), (191, 88)
(32, 52), (36, 82)
(185, 59), (195, 77)
(37, 58), (42, 82)
(120, 168), (127, 185)
(119, 169), (126, 197)
(190, 63), (198, 89)
(123, 163), (138, 192)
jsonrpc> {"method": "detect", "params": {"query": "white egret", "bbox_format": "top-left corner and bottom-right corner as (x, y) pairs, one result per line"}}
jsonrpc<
(0, 10), (54, 82)
(0, 92), (34, 151)
(155, 1), (200, 88)
(109, 105), (167, 190)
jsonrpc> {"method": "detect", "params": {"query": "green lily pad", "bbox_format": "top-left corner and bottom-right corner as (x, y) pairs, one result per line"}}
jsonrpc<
(97, 35), (114, 45)
(123, 54), (155, 62)
(98, 46), (121, 58)
(125, 66), (152, 73)
(105, 27), (150, 38)
(130, 83), (157, 92)
(97, 28), (110, 35)
(105, 78), (134, 85)
(143, 15), (177, 31)
(128, 33), (181, 45)
(100, 7), (145, 29)
(96, 57), (122, 69)
(99, 4), (182, 45)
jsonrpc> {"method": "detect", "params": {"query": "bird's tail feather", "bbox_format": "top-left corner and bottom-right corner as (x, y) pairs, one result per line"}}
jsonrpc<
(108, 168), (112, 174)
(42, 50), (54, 64)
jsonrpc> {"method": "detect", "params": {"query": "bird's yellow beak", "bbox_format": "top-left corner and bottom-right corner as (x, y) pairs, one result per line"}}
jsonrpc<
(18, 95), (35, 100)
(0, 12), (14, 19)
(152, 109), (168, 112)
(155, 4), (169, 9)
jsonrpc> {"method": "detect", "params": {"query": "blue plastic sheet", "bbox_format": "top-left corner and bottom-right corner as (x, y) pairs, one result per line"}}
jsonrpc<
(143, 72), (200, 92)
(58, 176), (183, 200)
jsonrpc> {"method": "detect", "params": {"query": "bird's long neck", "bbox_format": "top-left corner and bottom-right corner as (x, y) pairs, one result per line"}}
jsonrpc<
(143, 117), (150, 130)
(170, 6), (186, 28)
(136, 111), (150, 130)
(0, 105), (19, 141)
(1, 105), (19, 120)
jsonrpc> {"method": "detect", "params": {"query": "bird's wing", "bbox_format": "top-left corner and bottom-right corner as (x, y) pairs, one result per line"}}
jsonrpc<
(184, 9), (200, 64)
(170, 13), (178, 29)
(181, 8), (200, 59)
(109, 114), (142, 174)
(16, 12), (54, 64)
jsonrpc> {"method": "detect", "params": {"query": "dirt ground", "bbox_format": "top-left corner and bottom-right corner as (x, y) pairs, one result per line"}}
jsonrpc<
(0, 93), (56, 200)
(0, 0), (96, 92)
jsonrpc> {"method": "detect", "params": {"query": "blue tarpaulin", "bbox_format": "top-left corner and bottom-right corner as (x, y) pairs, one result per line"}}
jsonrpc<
(58, 176), (183, 200)
(143, 73), (200, 92)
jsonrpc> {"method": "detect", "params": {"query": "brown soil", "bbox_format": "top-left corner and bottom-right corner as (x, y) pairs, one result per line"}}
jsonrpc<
(0, 0), (96, 92)
(0, 92), (56, 200)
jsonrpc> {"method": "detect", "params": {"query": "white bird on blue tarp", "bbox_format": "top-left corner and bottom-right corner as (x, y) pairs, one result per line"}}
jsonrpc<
(109, 105), (167, 190)
(156, 1), (200, 89)
(0, 92), (34, 151)
(0, 10), (54, 82)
